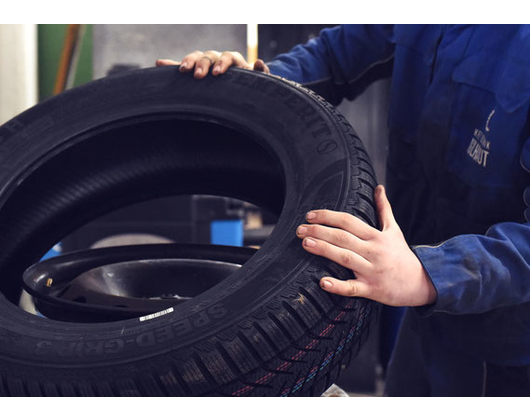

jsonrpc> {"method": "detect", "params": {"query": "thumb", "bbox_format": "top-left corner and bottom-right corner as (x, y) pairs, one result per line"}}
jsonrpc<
(253, 59), (270, 74)
(375, 185), (396, 230)
(156, 58), (180, 67)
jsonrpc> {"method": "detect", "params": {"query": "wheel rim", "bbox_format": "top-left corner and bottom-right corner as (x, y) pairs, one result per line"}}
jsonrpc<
(23, 244), (256, 322)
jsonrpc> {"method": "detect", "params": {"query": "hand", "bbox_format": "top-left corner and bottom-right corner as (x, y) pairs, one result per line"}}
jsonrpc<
(156, 50), (270, 79)
(296, 185), (437, 307)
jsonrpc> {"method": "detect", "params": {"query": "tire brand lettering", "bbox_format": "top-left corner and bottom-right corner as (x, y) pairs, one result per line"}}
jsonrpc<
(283, 94), (334, 146)
(0, 116), (54, 139)
(33, 339), (127, 357)
(316, 140), (338, 154)
(230, 72), (335, 150)
(3, 118), (25, 134)
(30, 304), (229, 359)
(0, 118), (25, 143)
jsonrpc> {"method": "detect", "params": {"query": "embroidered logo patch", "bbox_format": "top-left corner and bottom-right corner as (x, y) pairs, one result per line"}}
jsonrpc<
(467, 128), (490, 167)
(467, 108), (494, 167)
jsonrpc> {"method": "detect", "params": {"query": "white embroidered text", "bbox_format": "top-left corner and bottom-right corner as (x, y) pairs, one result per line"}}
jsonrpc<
(467, 128), (490, 167)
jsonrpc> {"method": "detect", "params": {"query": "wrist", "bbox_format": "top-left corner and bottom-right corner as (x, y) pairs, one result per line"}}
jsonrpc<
(407, 245), (438, 307)
(421, 267), (437, 305)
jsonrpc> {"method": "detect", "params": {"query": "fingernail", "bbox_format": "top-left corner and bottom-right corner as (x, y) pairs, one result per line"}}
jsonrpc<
(321, 280), (333, 290)
(304, 237), (316, 248)
(297, 226), (307, 235)
(195, 68), (203, 76)
(213, 65), (220, 74)
(306, 212), (316, 220)
(180, 62), (188, 69)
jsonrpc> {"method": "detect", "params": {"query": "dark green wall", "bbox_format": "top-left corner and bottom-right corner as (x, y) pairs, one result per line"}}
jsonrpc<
(38, 24), (93, 101)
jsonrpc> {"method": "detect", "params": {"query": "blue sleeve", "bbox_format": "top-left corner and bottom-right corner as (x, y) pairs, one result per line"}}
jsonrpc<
(267, 24), (395, 105)
(413, 220), (530, 315)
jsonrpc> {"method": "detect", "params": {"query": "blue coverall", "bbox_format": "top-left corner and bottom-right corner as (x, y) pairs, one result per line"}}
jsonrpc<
(266, 24), (530, 396)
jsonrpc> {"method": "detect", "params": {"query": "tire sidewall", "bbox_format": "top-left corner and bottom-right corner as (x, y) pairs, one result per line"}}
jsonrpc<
(0, 67), (359, 366)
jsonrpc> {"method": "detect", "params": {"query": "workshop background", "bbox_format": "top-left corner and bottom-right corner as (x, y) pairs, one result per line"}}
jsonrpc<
(0, 24), (391, 396)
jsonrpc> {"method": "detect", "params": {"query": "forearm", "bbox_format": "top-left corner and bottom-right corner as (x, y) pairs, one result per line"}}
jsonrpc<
(267, 24), (395, 105)
(414, 221), (530, 315)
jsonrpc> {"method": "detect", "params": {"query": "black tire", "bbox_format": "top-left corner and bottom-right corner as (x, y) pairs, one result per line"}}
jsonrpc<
(0, 66), (379, 397)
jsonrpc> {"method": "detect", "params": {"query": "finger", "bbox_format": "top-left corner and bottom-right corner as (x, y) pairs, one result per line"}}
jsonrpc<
(156, 59), (180, 67)
(213, 52), (237, 75)
(179, 50), (204, 73)
(253, 59), (270, 74)
(320, 276), (371, 298)
(194, 50), (220, 79)
(375, 185), (396, 231)
(296, 224), (372, 261)
(301, 236), (371, 275)
(305, 209), (379, 240)
(229, 51), (253, 69)
(214, 51), (252, 74)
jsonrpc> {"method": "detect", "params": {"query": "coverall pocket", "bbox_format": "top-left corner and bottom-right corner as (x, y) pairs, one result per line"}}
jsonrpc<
(447, 53), (530, 190)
